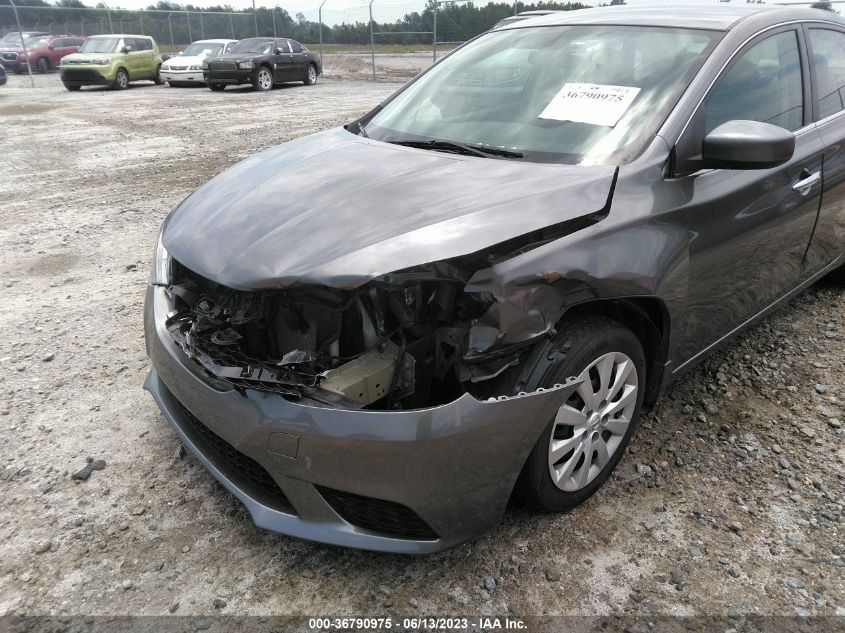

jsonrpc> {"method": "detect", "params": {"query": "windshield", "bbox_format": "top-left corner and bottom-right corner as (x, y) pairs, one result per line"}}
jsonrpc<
(78, 37), (122, 54)
(182, 42), (224, 57)
(365, 25), (720, 165)
(230, 39), (272, 54)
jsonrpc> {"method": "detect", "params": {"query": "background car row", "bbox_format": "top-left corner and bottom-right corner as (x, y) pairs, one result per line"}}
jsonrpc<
(0, 30), (321, 92)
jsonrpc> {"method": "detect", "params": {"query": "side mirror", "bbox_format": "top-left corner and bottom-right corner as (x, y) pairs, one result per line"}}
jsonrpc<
(176, 51), (184, 56)
(276, 48), (285, 54)
(701, 120), (795, 170)
(122, 45), (133, 54)
(48, 44), (55, 50)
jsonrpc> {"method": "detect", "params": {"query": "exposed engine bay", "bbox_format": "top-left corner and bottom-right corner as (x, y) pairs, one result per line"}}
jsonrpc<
(164, 258), (531, 410)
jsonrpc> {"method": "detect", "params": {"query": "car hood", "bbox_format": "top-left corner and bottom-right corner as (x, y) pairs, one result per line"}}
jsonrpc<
(165, 55), (206, 65)
(209, 52), (266, 63)
(163, 127), (617, 290)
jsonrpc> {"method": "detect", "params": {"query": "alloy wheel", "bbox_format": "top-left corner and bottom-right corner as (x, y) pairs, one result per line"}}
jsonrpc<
(257, 68), (272, 90)
(116, 70), (128, 89)
(547, 351), (638, 492)
(308, 65), (317, 84)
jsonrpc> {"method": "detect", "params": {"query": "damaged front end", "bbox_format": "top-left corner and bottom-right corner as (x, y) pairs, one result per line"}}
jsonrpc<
(163, 257), (502, 409)
(161, 236), (572, 410)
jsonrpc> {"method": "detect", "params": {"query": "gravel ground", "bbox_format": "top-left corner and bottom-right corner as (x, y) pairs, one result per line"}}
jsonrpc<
(1, 69), (844, 622)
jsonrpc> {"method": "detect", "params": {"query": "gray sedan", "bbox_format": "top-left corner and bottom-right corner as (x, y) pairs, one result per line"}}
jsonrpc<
(145, 5), (845, 552)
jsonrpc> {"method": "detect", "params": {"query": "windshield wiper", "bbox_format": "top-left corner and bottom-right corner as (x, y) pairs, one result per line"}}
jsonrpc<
(386, 139), (523, 159)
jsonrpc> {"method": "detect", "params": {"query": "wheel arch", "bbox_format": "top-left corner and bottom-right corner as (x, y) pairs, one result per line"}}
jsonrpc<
(556, 297), (669, 410)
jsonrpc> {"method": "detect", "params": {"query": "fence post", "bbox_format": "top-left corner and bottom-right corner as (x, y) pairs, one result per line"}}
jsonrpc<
(139, 14), (144, 35)
(167, 12), (175, 52)
(432, 1), (437, 62)
(185, 10), (192, 43)
(107, 6), (113, 32)
(513, 0), (517, 16)
(80, 18), (85, 36)
(9, 0), (34, 87)
(199, 12), (204, 40)
(119, 19), (123, 32)
(319, 0), (326, 69)
(369, 0), (375, 81)
(252, 0), (258, 37)
(272, 8), (276, 38)
(229, 14), (234, 39)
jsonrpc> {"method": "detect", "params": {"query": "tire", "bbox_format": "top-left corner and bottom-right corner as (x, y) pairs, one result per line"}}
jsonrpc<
(515, 316), (646, 512)
(303, 63), (318, 85)
(254, 66), (273, 91)
(209, 83), (225, 92)
(153, 65), (163, 85)
(113, 68), (129, 90)
(36, 57), (49, 73)
(63, 83), (80, 91)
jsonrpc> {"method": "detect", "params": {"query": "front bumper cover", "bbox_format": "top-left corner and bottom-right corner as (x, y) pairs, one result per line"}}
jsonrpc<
(143, 285), (579, 553)
(203, 69), (254, 85)
(162, 70), (204, 83)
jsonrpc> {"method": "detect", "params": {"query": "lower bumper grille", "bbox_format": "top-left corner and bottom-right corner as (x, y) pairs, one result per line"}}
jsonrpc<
(316, 485), (438, 541)
(171, 396), (296, 515)
(61, 68), (107, 82)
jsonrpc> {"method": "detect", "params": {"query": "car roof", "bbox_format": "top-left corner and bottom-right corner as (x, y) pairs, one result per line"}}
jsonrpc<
(506, 4), (845, 32)
(89, 34), (152, 39)
(193, 39), (237, 44)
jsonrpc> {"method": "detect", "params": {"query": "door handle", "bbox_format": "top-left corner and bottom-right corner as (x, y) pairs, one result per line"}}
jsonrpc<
(793, 170), (821, 194)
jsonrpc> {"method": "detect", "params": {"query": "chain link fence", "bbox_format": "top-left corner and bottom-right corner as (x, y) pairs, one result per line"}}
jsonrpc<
(2, 0), (842, 85)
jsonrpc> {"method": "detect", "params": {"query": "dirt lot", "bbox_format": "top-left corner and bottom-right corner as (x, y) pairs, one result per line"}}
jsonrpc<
(1, 69), (843, 624)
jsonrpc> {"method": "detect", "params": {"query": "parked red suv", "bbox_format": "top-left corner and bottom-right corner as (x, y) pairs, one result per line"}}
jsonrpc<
(0, 35), (84, 73)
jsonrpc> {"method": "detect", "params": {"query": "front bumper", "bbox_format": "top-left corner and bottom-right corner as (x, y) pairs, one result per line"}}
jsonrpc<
(60, 66), (114, 86)
(162, 70), (205, 84)
(143, 285), (578, 553)
(203, 68), (254, 85)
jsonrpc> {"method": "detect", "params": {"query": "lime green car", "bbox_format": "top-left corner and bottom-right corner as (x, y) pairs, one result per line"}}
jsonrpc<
(59, 34), (163, 91)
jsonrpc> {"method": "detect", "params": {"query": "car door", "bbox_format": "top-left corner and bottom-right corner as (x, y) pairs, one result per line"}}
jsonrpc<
(802, 25), (845, 275)
(288, 39), (308, 79)
(273, 38), (294, 81)
(47, 38), (63, 66)
(136, 38), (156, 78)
(668, 26), (825, 365)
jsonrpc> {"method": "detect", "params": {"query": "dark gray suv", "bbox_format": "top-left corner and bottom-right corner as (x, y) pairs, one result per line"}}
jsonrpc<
(145, 5), (845, 553)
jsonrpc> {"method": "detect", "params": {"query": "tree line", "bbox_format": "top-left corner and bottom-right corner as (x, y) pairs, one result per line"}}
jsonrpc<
(0, 0), (607, 46)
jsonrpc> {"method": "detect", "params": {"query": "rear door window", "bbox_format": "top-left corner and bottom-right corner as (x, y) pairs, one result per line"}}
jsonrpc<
(808, 28), (845, 119)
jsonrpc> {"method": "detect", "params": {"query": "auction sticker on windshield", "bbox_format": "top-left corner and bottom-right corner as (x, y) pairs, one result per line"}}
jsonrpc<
(539, 83), (641, 127)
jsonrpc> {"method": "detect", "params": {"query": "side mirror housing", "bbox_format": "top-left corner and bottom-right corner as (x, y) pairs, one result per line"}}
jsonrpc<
(276, 48), (285, 54)
(122, 45), (133, 54)
(701, 120), (795, 170)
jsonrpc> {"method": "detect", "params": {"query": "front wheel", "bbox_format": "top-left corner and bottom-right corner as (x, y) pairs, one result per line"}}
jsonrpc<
(209, 83), (225, 92)
(303, 63), (318, 85)
(36, 57), (50, 73)
(113, 68), (129, 90)
(254, 66), (273, 91)
(515, 316), (646, 512)
(63, 83), (80, 91)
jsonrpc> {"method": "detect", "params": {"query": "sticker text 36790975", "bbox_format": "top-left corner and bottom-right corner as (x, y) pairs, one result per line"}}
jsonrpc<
(539, 83), (641, 127)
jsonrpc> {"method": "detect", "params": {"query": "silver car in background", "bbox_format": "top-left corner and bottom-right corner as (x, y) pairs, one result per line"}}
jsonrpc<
(160, 39), (237, 86)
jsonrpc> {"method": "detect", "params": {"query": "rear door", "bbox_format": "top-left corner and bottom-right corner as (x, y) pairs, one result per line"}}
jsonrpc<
(669, 26), (826, 364)
(288, 39), (308, 79)
(803, 25), (845, 275)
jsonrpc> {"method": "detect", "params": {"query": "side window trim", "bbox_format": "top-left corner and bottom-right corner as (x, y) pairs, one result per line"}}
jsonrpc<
(673, 25), (810, 176)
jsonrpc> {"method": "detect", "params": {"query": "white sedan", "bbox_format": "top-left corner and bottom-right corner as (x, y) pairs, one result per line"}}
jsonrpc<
(160, 39), (237, 86)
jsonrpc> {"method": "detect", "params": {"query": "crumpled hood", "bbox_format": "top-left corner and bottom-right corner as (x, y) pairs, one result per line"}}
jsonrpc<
(163, 127), (616, 290)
